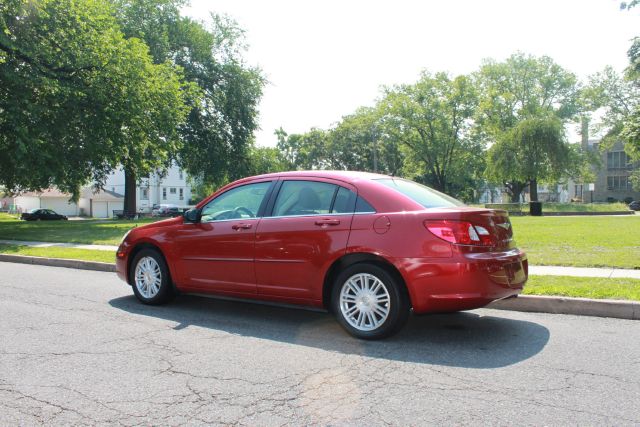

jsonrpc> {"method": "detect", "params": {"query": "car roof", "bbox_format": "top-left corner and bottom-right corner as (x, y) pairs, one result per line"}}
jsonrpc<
(245, 170), (391, 184)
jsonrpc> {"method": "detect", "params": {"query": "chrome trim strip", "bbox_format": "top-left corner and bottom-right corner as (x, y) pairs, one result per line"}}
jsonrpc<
(262, 211), (376, 220)
(183, 257), (253, 262)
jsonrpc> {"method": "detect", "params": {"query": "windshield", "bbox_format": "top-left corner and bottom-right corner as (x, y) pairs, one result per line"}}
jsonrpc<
(376, 178), (465, 208)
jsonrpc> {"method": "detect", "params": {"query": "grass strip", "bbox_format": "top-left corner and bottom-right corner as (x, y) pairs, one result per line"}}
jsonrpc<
(0, 243), (115, 264)
(524, 275), (640, 301)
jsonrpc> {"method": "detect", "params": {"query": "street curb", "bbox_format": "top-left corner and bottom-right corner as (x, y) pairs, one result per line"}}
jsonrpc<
(1, 255), (638, 321)
(0, 254), (116, 272)
(488, 295), (640, 320)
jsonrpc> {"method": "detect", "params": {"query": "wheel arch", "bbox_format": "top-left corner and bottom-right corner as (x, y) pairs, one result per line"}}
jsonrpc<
(127, 242), (174, 287)
(322, 252), (410, 311)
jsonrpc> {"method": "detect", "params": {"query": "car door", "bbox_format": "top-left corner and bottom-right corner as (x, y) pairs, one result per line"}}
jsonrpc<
(171, 180), (273, 295)
(254, 179), (356, 301)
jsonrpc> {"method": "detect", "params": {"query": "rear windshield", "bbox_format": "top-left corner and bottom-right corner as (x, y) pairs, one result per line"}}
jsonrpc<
(375, 178), (464, 208)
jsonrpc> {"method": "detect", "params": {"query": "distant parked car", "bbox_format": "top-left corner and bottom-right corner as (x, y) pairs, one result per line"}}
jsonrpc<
(151, 204), (181, 217)
(629, 200), (640, 211)
(20, 208), (68, 221)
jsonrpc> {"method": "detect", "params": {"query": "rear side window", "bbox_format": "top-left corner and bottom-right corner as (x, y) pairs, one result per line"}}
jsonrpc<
(273, 181), (336, 216)
(376, 178), (464, 208)
(332, 187), (355, 213)
(355, 196), (375, 213)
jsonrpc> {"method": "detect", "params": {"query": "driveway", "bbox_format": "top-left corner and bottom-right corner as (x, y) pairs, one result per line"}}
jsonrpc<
(1, 262), (639, 425)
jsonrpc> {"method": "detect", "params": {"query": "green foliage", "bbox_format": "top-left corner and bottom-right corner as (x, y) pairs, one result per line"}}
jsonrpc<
(381, 72), (483, 194)
(246, 146), (289, 176)
(113, 1), (265, 189)
(0, 0), (189, 200)
(477, 53), (580, 201)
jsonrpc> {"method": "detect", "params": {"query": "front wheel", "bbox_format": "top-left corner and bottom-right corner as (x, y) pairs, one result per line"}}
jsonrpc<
(130, 249), (175, 305)
(331, 263), (410, 340)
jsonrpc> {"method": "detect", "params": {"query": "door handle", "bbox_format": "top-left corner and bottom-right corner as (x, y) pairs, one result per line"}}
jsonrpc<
(232, 223), (253, 230)
(315, 218), (340, 226)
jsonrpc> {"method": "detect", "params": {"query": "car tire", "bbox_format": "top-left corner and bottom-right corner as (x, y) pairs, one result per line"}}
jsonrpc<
(331, 263), (410, 340)
(129, 248), (175, 305)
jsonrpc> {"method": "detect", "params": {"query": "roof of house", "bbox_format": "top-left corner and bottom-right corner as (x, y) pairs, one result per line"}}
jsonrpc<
(17, 187), (124, 201)
(18, 188), (72, 198)
(81, 188), (124, 201)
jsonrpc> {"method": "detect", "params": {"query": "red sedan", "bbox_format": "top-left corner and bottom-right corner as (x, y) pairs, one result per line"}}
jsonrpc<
(116, 171), (527, 339)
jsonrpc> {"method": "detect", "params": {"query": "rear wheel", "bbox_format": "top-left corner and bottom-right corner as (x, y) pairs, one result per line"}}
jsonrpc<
(331, 263), (409, 340)
(130, 249), (175, 305)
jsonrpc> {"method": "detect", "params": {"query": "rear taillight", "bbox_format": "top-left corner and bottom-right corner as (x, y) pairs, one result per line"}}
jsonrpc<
(424, 220), (494, 246)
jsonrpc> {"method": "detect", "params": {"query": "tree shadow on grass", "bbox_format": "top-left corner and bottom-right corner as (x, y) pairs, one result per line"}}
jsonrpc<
(109, 294), (549, 369)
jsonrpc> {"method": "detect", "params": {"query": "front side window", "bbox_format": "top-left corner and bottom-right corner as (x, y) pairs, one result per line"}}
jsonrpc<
(141, 188), (149, 200)
(273, 181), (336, 216)
(376, 178), (464, 208)
(201, 181), (271, 222)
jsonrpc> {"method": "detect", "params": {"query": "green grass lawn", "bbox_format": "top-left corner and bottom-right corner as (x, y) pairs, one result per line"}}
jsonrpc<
(511, 215), (640, 269)
(524, 275), (640, 301)
(0, 243), (115, 263)
(0, 213), (157, 245)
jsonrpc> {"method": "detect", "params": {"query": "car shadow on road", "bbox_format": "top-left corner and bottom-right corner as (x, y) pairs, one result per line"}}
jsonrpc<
(109, 294), (549, 369)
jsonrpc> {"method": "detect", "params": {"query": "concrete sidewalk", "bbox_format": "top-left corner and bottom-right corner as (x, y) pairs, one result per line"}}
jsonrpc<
(0, 239), (118, 252)
(529, 265), (640, 279)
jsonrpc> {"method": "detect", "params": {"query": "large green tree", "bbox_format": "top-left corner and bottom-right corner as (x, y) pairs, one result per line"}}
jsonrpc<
(486, 117), (570, 202)
(381, 71), (482, 195)
(0, 0), (188, 201)
(112, 0), (264, 209)
(476, 53), (580, 201)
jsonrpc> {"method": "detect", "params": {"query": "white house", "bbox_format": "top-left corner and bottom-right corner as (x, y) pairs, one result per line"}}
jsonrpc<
(104, 163), (192, 213)
(13, 188), (124, 218)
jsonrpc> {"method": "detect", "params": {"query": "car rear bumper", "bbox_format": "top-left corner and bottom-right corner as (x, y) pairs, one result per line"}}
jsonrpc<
(398, 249), (528, 314)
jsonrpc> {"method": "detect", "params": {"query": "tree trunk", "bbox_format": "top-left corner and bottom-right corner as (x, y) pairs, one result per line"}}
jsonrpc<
(124, 167), (137, 214)
(507, 181), (526, 203)
(529, 178), (538, 202)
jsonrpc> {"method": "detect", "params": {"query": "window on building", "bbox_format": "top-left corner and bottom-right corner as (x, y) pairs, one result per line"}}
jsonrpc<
(607, 151), (629, 170)
(162, 188), (167, 200)
(170, 187), (176, 195)
(607, 175), (631, 190)
(141, 188), (149, 200)
(179, 170), (183, 180)
(179, 188), (184, 200)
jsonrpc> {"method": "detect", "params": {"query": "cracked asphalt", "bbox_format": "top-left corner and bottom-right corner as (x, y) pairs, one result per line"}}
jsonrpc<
(1, 262), (639, 426)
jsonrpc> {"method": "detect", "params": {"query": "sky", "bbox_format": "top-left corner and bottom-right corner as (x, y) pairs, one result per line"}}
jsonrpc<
(183, 0), (639, 146)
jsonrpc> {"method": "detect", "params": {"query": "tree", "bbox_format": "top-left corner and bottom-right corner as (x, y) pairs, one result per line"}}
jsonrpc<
(487, 117), (570, 202)
(583, 66), (639, 144)
(476, 53), (580, 201)
(380, 72), (482, 195)
(328, 106), (404, 175)
(275, 127), (331, 170)
(112, 0), (264, 207)
(0, 0), (188, 201)
(246, 146), (290, 176)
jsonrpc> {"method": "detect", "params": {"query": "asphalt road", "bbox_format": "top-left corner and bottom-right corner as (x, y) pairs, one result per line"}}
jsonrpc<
(1, 262), (639, 426)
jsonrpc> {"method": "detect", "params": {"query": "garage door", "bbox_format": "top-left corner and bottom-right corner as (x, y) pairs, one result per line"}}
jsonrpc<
(92, 201), (108, 218)
(41, 198), (78, 216)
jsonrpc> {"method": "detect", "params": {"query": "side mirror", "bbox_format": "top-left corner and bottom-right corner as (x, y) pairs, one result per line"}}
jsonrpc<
(183, 208), (201, 224)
